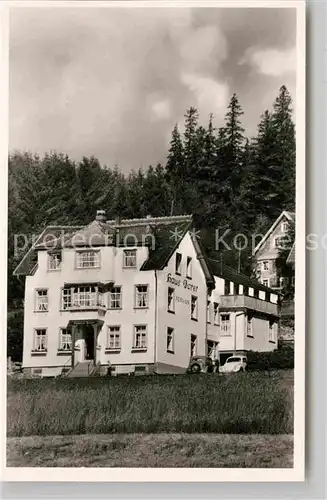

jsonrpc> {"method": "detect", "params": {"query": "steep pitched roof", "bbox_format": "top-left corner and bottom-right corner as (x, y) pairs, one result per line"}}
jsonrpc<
(140, 220), (193, 271)
(252, 210), (295, 256)
(13, 226), (83, 276)
(14, 215), (193, 276)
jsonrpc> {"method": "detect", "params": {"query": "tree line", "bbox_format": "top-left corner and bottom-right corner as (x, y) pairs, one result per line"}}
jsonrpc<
(8, 85), (295, 311)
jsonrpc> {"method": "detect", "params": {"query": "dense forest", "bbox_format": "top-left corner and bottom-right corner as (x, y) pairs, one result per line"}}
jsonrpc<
(8, 85), (295, 360)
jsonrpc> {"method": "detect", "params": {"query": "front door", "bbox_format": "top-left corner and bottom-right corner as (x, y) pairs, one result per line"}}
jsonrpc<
(84, 325), (94, 361)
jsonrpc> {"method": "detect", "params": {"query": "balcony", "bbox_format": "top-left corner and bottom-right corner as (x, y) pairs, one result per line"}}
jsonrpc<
(61, 290), (106, 319)
(219, 295), (279, 316)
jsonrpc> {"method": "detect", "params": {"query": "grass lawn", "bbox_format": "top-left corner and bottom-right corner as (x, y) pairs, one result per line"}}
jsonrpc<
(7, 433), (294, 468)
(7, 370), (294, 437)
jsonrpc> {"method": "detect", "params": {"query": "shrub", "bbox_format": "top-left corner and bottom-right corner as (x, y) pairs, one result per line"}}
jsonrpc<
(247, 346), (294, 371)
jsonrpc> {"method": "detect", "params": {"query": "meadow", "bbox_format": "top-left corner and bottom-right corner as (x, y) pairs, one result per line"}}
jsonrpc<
(7, 371), (294, 437)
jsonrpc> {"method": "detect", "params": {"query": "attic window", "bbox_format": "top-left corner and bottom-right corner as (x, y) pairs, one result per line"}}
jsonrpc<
(175, 253), (182, 275)
(281, 222), (289, 233)
(48, 251), (62, 271)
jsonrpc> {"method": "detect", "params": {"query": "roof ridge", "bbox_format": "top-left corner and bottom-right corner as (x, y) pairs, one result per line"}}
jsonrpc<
(106, 214), (193, 225)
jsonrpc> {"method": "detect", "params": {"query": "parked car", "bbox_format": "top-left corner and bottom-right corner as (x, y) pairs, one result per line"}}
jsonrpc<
(186, 356), (218, 374)
(219, 355), (247, 374)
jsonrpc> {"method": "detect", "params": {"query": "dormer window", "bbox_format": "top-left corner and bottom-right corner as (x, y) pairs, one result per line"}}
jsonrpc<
(175, 253), (182, 275)
(123, 249), (137, 268)
(48, 251), (62, 271)
(76, 250), (100, 269)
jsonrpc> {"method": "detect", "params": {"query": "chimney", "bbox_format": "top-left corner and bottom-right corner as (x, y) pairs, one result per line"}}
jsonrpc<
(96, 210), (106, 222)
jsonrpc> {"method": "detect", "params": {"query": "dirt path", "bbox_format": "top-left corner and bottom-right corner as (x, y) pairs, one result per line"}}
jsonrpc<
(7, 433), (293, 468)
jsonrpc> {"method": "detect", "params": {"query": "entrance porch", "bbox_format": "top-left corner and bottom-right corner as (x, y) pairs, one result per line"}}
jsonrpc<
(67, 319), (104, 369)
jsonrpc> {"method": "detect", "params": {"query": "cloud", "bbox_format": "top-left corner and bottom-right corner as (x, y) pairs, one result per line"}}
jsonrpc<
(181, 73), (229, 124)
(9, 7), (297, 170)
(240, 47), (296, 77)
(151, 98), (171, 121)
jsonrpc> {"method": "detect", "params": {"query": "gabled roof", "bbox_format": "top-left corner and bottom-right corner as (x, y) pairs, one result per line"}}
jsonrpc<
(14, 215), (193, 276)
(13, 225), (83, 276)
(252, 210), (295, 256)
(140, 220), (193, 271)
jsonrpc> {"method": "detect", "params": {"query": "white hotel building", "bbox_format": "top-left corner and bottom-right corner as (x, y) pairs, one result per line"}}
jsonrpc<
(14, 211), (280, 377)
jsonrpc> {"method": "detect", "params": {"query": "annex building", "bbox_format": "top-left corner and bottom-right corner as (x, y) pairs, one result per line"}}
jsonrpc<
(14, 211), (280, 377)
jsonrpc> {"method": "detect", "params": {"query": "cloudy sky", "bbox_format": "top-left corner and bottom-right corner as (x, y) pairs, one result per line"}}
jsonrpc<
(9, 6), (296, 172)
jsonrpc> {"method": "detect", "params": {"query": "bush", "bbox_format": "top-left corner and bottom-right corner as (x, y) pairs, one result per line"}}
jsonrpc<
(247, 346), (294, 371)
(7, 372), (293, 437)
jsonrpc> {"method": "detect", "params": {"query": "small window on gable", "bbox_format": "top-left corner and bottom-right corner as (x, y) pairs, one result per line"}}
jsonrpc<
(281, 222), (289, 233)
(123, 249), (137, 268)
(262, 261), (269, 271)
(186, 256), (192, 278)
(175, 252), (182, 275)
(48, 251), (62, 271)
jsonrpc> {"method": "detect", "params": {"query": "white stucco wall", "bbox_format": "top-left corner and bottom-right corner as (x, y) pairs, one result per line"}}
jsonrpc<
(155, 232), (209, 371)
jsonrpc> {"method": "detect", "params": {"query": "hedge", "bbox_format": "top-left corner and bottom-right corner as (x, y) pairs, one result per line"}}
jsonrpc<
(246, 345), (294, 370)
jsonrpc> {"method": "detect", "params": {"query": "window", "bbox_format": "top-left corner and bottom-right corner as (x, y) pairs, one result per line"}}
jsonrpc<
(279, 277), (288, 287)
(167, 327), (174, 353)
(186, 256), (192, 278)
(213, 302), (219, 325)
(61, 286), (103, 309)
(35, 289), (48, 312)
(191, 295), (198, 320)
(76, 250), (100, 268)
(133, 325), (147, 350)
(33, 329), (47, 351)
(243, 286), (249, 296)
(262, 261), (269, 271)
(59, 328), (72, 351)
(175, 252), (182, 274)
(62, 288), (72, 309)
(123, 249), (137, 268)
(247, 315), (253, 337)
(48, 251), (62, 271)
(265, 291), (271, 302)
(109, 286), (122, 309)
(253, 288), (259, 298)
(207, 300), (211, 323)
(234, 283), (240, 295)
(281, 222), (289, 233)
(135, 285), (149, 308)
(107, 326), (121, 350)
(190, 334), (197, 357)
(262, 279), (269, 287)
(220, 314), (231, 336)
(167, 287), (175, 313)
(224, 280), (231, 295)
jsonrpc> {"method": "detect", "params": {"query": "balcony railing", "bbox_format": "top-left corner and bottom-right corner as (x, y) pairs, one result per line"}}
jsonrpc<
(63, 292), (106, 311)
(219, 295), (279, 316)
